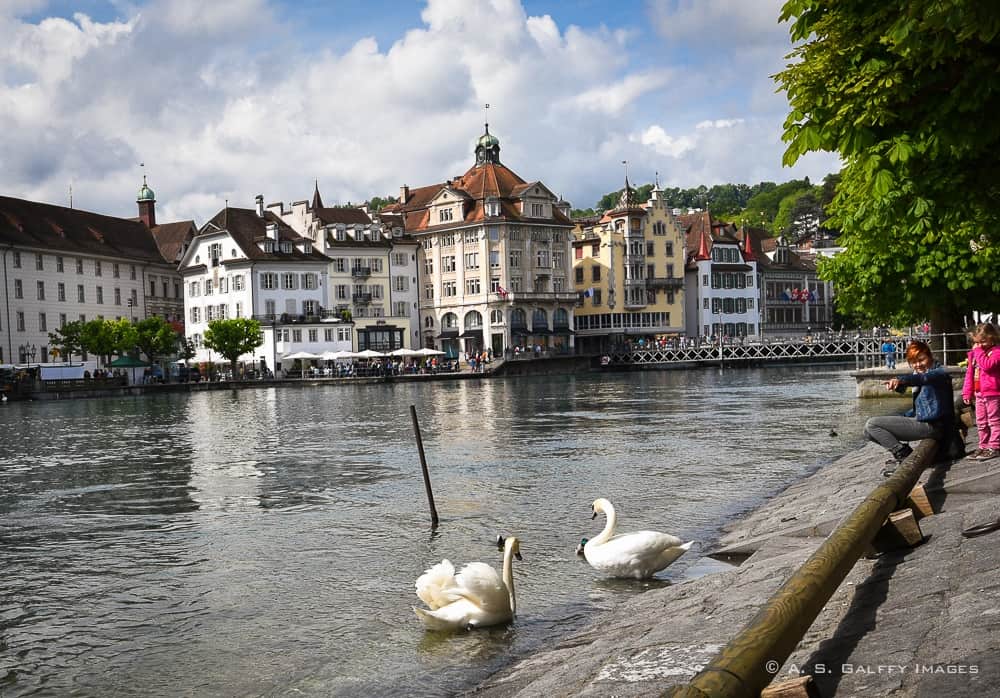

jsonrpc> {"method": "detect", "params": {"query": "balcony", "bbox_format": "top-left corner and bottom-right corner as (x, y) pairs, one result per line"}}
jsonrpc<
(353, 293), (373, 304)
(646, 276), (684, 290)
(490, 291), (579, 303)
(351, 267), (371, 278)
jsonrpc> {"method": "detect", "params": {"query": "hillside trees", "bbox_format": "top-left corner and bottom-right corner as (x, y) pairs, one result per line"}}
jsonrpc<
(777, 0), (1000, 330)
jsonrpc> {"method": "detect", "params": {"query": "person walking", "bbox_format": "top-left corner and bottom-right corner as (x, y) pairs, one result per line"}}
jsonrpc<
(962, 323), (1000, 461)
(881, 339), (897, 369)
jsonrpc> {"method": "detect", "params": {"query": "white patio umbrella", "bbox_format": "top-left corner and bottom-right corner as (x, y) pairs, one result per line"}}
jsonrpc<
(416, 347), (445, 356)
(355, 349), (386, 359)
(389, 348), (421, 357)
(283, 351), (321, 378)
(320, 350), (344, 361)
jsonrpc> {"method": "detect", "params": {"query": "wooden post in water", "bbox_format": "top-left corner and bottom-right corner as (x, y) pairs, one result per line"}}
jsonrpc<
(410, 404), (440, 528)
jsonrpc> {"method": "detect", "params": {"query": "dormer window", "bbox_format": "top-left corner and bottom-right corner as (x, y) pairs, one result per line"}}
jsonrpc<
(263, 240), (275, 253)
(303, 242), (312, 254)
(281, 241), (292, 254)
(336, 227), (346, 241)
(485, 198), (500, 217)
(438, 208), (454, 222)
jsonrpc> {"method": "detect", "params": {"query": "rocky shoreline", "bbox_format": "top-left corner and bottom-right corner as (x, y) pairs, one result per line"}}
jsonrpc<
(469, 437), (1000, 697)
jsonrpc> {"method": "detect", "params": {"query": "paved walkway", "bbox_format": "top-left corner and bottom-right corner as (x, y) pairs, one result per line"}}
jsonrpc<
(471, 439), (1000, 697)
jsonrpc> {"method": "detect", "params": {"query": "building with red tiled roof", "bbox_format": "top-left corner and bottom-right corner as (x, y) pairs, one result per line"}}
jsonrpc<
(571, 180), (687, 352)
(383, 123), (577, 357)
(0, 180), (184, 366)
(267, 183), (420, 352)
(677, 211), (761, 339)
(178, 197), (344, 375)
(739, 228), (834, 338)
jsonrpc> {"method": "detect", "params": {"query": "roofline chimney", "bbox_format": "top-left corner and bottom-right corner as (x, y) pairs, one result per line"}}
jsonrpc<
(255, 194), (264, 217)
(399, 185), (409, 205)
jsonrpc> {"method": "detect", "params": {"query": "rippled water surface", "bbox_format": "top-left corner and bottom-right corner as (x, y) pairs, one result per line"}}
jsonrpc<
(0, 367), (886, 696)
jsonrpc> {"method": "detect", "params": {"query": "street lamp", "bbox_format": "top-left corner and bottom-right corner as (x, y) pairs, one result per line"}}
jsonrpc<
(18, 343), (37, 364)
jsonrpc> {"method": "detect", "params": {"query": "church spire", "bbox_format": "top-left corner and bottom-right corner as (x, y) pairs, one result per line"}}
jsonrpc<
(311, 180), (324, 210)
(475, 103), (501, 166)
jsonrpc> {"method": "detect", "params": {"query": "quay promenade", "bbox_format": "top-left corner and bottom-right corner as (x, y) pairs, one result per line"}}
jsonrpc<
(472, 436), (1000, 697)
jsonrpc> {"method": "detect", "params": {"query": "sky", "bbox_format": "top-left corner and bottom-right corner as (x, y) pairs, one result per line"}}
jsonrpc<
(0, 0), (841, 226)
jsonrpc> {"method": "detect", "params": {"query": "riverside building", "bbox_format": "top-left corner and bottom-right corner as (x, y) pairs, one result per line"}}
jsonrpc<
(571, 181), (687, 353)
(382, 123), (577, 358)
(267, 185), (419, 352)
(178, 200), (341, 376)
(680, 211), (761, 340)
(0, 180), (186, 366)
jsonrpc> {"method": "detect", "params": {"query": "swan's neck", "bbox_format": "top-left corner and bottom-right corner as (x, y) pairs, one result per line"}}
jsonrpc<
(593, 504), (617, 545)
(502, 544), (516, 615)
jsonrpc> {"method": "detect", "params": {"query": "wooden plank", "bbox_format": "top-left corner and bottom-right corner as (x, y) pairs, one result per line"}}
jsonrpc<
(906, 484), (934, 519)
(762, 675), (820, 698)
(872, 508), (924, 552)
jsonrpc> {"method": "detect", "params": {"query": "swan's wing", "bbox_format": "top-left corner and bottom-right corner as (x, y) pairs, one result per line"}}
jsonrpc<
(413, 598), (481, 631)
(415, 559), (460, 610)
(586, 531), (690, 578)
(605, 530), (684, 553)
(454, 562), (510, 612)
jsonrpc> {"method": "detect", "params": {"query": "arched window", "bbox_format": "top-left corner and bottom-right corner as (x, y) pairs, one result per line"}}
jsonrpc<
(510, 308), (527, 328)
(532, 308), (548, 330)
(490, 309), (504, 324)
(442, 312), (459, 329)
(553, 308), (569, 328)
(424, 316), (435, 328)
(464, 310), (483, 329)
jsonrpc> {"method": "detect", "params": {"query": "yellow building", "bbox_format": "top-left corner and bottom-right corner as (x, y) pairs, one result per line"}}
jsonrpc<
(572, 182), (686, 352)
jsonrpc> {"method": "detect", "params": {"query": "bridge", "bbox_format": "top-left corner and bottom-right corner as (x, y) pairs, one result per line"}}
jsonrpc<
(601, 333), (967, 369)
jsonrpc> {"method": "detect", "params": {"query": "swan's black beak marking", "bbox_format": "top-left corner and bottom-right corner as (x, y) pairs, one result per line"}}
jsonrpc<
(496, 535), (506, 550)
(514, 551), (523, 561)
(591, 509), (598, 520)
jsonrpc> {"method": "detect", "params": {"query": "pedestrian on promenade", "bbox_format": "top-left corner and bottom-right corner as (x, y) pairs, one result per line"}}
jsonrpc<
(882, 339), (897, 368)
(864, 339), (956, 475)
(962, 322), (1000, 461)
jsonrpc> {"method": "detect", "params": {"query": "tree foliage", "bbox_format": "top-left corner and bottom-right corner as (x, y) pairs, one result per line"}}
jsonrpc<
(134, 317), (181, 364)
(48, 320), (85, 363)
(777, 0), (1000, 330)
(202, 318), (263, 377)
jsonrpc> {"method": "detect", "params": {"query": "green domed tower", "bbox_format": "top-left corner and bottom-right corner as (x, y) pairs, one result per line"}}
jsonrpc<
(475, 123), (501, 166)
(137, 175), (156, 227)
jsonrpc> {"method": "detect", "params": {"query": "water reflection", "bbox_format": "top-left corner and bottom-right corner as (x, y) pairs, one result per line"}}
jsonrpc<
(0, 367), (883, 696)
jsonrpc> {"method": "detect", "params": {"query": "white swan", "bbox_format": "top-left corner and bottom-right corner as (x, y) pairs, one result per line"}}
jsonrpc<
(414, 535), (522, 630)
(583, 498), (692, 579)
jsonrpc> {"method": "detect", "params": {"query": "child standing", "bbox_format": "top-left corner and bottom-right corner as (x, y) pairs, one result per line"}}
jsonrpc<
(962, 322), (1000, 461)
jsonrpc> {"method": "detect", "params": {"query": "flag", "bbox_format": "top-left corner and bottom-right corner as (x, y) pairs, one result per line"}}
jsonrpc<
(781, 289), (791, 301)
(497, 285), (508, 298)
(583, 287), (594, 298)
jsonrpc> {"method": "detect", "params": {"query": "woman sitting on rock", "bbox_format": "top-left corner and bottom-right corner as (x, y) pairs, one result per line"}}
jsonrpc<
(864, 339), (955, 476)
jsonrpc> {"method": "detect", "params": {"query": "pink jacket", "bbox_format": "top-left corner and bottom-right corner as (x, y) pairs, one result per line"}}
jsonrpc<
(962, 345), (1000, 401)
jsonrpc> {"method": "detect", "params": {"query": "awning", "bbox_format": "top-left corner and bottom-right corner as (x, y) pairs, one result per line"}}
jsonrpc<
(530, 328), (552, 335)
(437, 329), (460, 339)
(553, 327), (576, 334)
(460, 328), (483, 339)
(109, 356), (150, 367)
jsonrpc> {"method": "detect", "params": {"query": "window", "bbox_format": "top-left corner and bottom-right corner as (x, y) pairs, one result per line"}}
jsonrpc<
(393, 301), (409, 317)
(438, 208), (454, 222)
(131, 289), (138, 306)
(191, 307), (201, 323)
(16, 311), (24, 331)
(592, 266), (601, 282)
(393, 275), (408, 291)
(535, 250), (549, 268)
(77, 284), (85, 302)
(189, 281), (200, 296)
(441, 234), (455, 247)
(36, 253), (44, 271)
(13, 279), (22, 299)
(465, 252), (479, 268)
(235, 302), (243, 318)
(702, 274), (709, 286)
(302, 273), (317, 290)
(509, 250), (521, 267)
(111, 263), (119, 278)
(114, 288), (121, 305)
(553, 251), (564, 269)
(575, 247), (583, 259)
(510, 277), (521, 292)
(76, 258), (83, 274)
(56, 256), (64, 272)
(424, 259), (434, 275)
(149, 280), (155, 296)
(592, 289), (602, 306)
(575, 268), (584, 283)
(464, 230), (478, 244)
(335, 284), (348, 300)
(465, 278), (481, 295)
(292, 329), (302, 342)
(282, 273), (296, 290)
(232, 275), (244, 291)
(442, 256), (456, 272)
(58, 283), (65, 301)
(96, 286), (104, 304)
(205, 279), (214, 296)
(261, 273), (278, 290)
(530, 203), (543, 217)
(12, 252), (20, 268)
(95, 261), (102, 277)
(666, 242), (674, 256)
(646, 242), (655, 256)
(219, 278), (228, 294)
(424, 284), (434, 300)
(647, 264), (656, 279)
(60, 313), (67, 327)
(308, 329), (318, 342)
(392, 252), (407, 266)
(162, 281), (168, 297)
(553, 278), (564, 292)
(130, 265), (136, 280)
(443, 281), (457, 297)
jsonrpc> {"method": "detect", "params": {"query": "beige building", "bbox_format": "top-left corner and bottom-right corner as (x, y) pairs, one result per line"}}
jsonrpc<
(268, 186), (419, 351)
(571, 182), (687, 352)
(383, 125), (577, 358)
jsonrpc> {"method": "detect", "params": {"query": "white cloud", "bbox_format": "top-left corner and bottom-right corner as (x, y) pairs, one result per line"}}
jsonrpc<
(0, 0), (839, 222)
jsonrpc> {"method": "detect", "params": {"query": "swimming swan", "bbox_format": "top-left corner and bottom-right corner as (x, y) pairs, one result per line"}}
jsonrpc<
(584, 498), (692, 579)
(414, 535), (522, 630)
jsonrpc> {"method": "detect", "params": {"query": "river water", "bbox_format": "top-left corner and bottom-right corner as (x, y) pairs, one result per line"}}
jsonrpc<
(0, 366), (887, 696)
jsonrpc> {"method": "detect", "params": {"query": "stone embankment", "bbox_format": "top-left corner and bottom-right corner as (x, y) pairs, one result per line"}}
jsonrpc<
(471, 438), (1000, 697)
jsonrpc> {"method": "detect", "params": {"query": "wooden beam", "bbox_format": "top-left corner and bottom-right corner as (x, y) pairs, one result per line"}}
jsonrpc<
(762, 675), (820, 698)
(906, 484), (934, 519)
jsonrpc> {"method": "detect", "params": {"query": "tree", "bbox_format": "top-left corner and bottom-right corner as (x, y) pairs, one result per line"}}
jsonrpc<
(202, 318), (263, 379)
(48, 320), (85, 363)
(777, 0), (1000, 331)
(367, 195), (398, 212)
(79, 319), (121, 364)
(134, 317), (181, 365)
